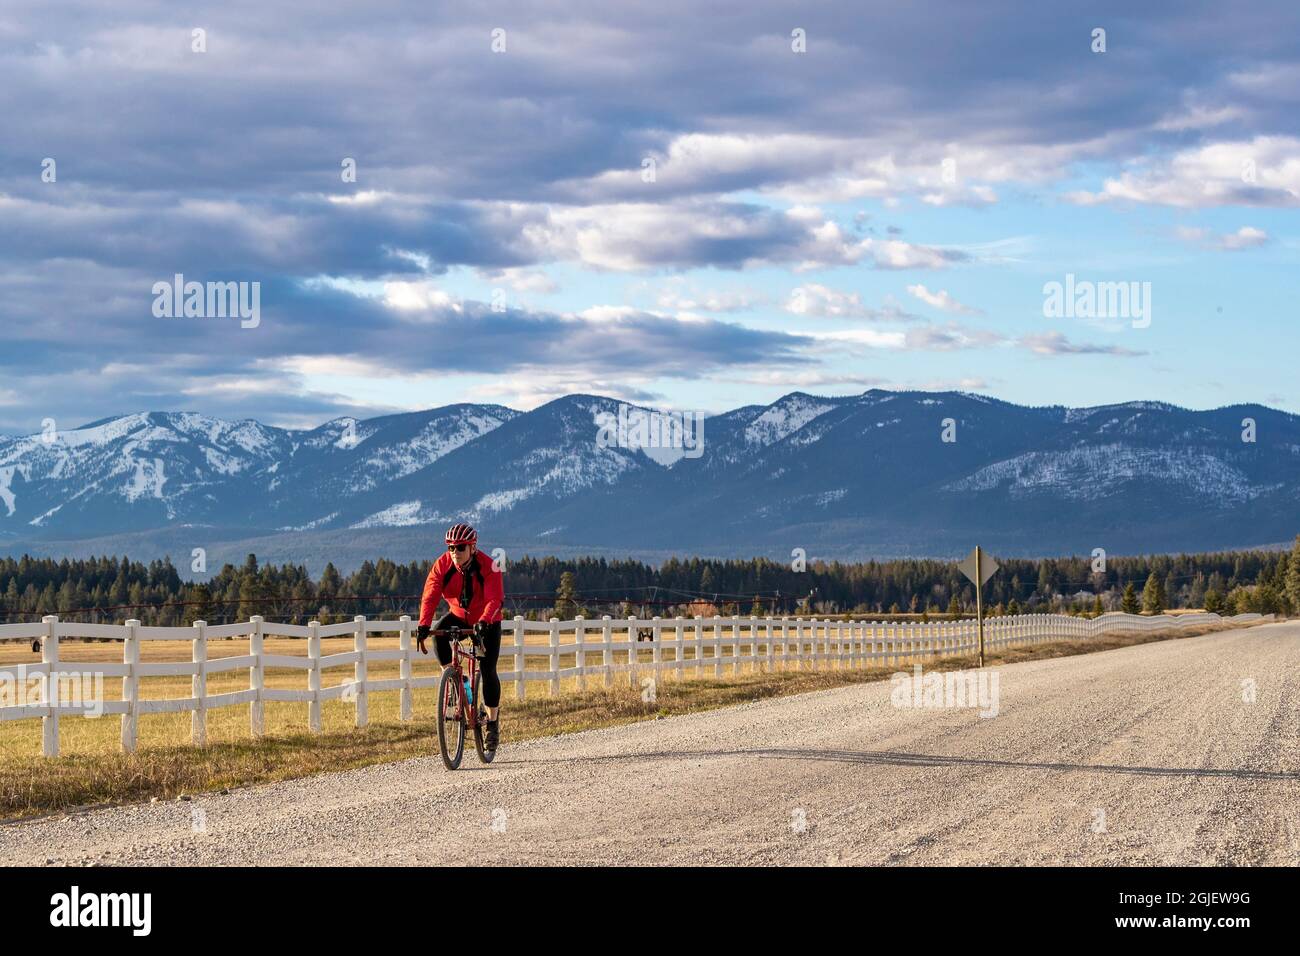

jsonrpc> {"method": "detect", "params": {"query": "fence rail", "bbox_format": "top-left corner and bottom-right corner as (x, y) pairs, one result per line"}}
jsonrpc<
(0, 610), (1271, 757)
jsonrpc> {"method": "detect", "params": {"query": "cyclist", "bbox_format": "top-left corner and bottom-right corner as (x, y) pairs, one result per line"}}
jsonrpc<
(417, 522), (504, 750)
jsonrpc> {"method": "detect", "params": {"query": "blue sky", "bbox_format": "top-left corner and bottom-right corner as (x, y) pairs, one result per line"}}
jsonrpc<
(1, 0), (1298, 433)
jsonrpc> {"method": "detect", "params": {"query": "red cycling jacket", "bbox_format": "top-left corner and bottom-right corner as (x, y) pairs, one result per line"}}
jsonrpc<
(419, 549), (504, 627)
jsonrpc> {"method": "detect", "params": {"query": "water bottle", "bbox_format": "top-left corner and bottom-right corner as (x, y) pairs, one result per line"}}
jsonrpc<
(463, 676), (473, 705)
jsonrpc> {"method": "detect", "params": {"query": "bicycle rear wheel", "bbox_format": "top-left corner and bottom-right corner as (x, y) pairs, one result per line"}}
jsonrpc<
(437, 668), (466, 770)
(473, 670), (496, 764)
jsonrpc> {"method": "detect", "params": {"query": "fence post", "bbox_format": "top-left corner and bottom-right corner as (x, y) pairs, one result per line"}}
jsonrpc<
(746, 616), (756, 674)
(192, 620), (207, 746)
(627, 616), (639, 689)
(601, 615), (613, 689)
(674, 617), (685, 679)
(121, 619), (139, 753)
(550, 618), (561, 696)
(308, 620), (321, 733)
(514, 616), (526, 701)
(249, 615), (265, 736)
(733, 615), (743, 676)
(41, 615), (58, 758)
(398, 615), (412, 721)
(694, 616), (704, 675)
(651, 616), (662, 686)
(575, 616), (586, 692)
(717, 616), (728, 676)
(353, 615), (368, 728)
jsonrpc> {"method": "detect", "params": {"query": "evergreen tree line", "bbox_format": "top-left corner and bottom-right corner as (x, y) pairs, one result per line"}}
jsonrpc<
(2, 541), (1298, 627)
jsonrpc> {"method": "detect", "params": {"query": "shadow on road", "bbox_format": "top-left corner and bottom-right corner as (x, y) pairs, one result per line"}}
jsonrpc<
(510, 747), (1300, 782)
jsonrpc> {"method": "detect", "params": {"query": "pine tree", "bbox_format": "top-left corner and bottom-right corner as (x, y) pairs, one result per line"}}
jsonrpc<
(1036, 562), (1053, 598)
(1285, 535), (1300, 615)
(1121, 582), (1140, 614)
(555, 571), (578, 620)
(1092, 594), (1104, 617)
(186, 584), (212, 625)
(1204, 588), (1224, 614)
(1141, 573), (1164, 614)
(946, 594), (961, 620)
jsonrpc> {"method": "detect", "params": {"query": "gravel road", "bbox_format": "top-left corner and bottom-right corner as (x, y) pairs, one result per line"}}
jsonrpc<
(3, 621), (1299, 866)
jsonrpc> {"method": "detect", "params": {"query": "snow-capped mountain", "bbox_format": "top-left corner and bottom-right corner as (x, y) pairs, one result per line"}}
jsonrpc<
(1, 391), (1298, 560)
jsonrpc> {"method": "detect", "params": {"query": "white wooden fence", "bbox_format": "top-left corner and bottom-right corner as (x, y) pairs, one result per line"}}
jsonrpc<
(0, 610), (1270, 757)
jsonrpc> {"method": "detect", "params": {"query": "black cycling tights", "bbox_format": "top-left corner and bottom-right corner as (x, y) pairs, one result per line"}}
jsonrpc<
(433, 612), (502, 709)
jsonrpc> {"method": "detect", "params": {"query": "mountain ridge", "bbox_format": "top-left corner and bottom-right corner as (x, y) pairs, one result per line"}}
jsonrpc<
(1, 390), (1297, 565)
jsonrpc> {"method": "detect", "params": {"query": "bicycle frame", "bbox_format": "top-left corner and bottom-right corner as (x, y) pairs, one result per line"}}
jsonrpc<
(428, 626), (484, 728)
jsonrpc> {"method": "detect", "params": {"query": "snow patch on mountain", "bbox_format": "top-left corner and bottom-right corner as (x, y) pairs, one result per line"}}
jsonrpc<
(56, 414), (150, 448)
(123, 457), (168, 502)
(744, 395), (835, 447)
(352, 501), (427, 528)
(945, 445), (1267, 503)
(280, 511), (341, 531)
(473, 487), (532, 516)
(0, 466), (17, 516)
(351, 410), (513, 491)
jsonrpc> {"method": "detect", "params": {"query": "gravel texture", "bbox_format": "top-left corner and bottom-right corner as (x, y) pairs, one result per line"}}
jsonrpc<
(3, 621), (1298, 866)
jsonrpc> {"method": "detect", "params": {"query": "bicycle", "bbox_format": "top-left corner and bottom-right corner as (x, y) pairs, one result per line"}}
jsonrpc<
(428, 625), (496, 770)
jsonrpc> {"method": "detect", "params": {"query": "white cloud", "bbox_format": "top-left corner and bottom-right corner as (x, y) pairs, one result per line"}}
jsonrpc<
(1219, 226), (1269, 249)
(805, 321), (1001, 352)
(1173, 224), (1270, 250)
(809, 328), (908, 349)
(579, 132), (1085, 208)
(654, 284), (765, 312)
(1065, 136), (1300, 208)
(382, 281), (460, 313)
(1019, 332), (1144, 357)
(786, 284), (915, 321)
(525, 201), (964, 272)
(476, 267), (560, 293)
(905, 284), (982, 315)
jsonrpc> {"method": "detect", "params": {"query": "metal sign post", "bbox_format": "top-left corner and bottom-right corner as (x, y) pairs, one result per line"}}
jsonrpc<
(976, 548), (984, 667)
(957, 546), (1000, 668)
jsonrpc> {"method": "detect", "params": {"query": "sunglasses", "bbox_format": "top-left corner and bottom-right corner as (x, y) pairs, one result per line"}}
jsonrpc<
(447, 544), (471, 553)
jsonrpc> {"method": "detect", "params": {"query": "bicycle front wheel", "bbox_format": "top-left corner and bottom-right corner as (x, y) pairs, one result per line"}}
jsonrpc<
(437, 668), (466, 770)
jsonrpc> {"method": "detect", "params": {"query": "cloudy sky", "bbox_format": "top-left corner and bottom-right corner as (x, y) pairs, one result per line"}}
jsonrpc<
(2, 1), (1298, 433)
